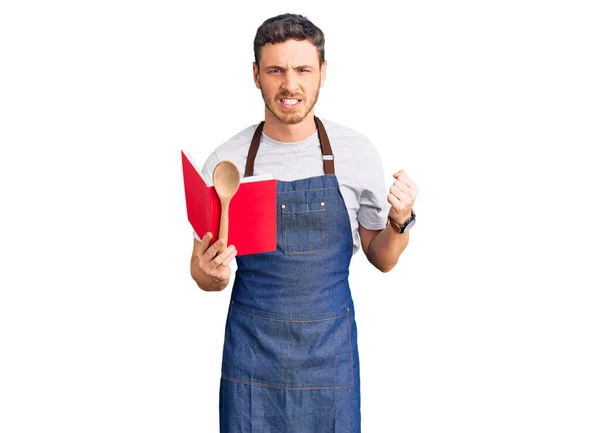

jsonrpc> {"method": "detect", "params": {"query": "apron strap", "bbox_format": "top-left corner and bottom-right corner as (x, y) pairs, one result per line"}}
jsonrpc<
(244, 116), (335, 177)
(316, 117), (335, 176)
(244, 121), (264, 178)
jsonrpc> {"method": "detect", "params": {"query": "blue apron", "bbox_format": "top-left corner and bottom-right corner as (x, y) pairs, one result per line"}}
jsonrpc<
(219, 117), (361, 432)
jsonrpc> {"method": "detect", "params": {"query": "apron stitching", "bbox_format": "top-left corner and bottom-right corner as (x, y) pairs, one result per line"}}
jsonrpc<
(282, 209), (326, 214)
(278, 187), (337, 193)
(282, 248), (327, 255)
(230, 306), (350, 322)
(222, 375), (354, 391)
(284, 317), (292, 388)
(347, 314), (355, 388)
(282, 217), (288, 254)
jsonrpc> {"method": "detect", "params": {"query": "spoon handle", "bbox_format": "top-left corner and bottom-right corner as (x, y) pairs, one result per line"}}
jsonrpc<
(218, 198), (230, 251)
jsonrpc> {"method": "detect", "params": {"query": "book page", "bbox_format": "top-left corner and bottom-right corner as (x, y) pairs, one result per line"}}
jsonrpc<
(240, 173), (273, 183)
(182, 150), (272, 186)
(181, 150), (206, 182)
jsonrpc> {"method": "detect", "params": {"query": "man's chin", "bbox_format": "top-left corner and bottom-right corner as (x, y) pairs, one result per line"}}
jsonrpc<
(264, 99), (313, 125)
(279, 116), (304, 125)
(275, 110), (310, 125)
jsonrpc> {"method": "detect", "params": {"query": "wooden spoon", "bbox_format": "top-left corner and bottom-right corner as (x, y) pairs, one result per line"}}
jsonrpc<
(212, 160), (241, 252)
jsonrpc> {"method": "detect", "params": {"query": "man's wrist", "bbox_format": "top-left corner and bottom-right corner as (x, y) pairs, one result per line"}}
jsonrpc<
(386, 210), (416, 234)
(389, 214), (409, 226)
(389, 210), (413, 226)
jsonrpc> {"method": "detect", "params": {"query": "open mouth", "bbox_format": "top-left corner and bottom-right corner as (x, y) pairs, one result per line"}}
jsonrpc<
(279, 98), (302, 108)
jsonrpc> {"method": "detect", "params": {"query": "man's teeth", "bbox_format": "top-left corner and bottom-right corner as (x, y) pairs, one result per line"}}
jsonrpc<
(282, 99), (299, 104)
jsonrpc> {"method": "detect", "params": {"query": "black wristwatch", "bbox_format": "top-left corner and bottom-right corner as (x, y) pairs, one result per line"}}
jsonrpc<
(387, 211), (416, 234)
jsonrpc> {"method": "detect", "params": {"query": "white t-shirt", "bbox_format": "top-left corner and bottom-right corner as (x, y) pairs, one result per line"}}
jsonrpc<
(194, 118), (390, 255)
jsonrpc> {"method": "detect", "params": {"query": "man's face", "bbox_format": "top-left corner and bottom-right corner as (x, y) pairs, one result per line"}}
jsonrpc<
(253, 39), (326, 125)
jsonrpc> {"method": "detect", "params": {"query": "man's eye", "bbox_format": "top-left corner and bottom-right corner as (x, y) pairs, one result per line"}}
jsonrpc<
(299, 69), (310, 73)
(269, 69), (282, 73)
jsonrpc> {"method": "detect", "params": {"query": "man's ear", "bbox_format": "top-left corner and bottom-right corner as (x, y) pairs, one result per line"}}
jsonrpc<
(253, 62), (260, 89)
(320, 60), (327, 88)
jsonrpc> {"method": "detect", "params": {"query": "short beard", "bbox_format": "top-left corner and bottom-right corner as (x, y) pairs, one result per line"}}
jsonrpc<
(261, 87), (320, 125)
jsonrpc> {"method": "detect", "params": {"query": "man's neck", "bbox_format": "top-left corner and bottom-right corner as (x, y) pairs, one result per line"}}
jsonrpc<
(262, 109), (317, 142)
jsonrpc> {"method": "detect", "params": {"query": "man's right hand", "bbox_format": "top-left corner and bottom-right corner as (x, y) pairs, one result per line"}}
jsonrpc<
(190, 232), (237, 291)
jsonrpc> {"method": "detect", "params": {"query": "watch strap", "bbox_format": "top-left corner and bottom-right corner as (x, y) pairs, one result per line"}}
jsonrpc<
(387, 210), (415, 233)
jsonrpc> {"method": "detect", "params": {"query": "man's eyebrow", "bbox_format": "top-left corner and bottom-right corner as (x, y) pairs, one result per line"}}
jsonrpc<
(263, 65), (315, 70)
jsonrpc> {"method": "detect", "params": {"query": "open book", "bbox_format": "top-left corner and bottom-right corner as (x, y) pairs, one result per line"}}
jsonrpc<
(181, 150), (277, 256)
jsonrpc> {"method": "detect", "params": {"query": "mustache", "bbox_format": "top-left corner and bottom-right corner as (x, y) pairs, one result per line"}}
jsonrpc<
(277, 93), (304, 99)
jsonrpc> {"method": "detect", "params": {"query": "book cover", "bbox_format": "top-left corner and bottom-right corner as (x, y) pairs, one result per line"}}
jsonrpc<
(181, 150), (277, 256)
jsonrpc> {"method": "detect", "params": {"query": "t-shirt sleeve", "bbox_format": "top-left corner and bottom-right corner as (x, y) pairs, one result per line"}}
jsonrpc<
(192, 150), (221, 241)
(356, 139), (390, 230)
(200, 150), (220, 186)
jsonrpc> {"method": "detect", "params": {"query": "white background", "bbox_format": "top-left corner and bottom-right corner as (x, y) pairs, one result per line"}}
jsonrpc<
(1, 0), (599, 432)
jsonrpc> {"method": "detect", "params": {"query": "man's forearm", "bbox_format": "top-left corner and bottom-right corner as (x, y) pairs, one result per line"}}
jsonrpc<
(366, 224), (409, 273)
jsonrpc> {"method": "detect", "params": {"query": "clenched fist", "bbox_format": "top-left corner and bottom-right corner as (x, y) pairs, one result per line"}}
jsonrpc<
(191, 232), (237, 291)
(387, 169), (419, 225)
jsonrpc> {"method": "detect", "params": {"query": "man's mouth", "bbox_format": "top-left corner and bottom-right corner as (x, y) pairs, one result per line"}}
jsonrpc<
(279, 98), (302, 108)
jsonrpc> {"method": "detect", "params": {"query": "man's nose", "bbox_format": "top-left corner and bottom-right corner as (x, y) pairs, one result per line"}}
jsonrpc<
(281, 71), (299, 94)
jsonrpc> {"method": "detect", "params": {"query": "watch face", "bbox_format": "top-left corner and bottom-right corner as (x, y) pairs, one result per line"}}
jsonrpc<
(403, 219), (416, 232)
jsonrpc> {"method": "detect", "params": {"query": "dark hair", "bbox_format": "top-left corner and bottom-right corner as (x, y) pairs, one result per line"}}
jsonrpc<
(253, 13), (325, 68)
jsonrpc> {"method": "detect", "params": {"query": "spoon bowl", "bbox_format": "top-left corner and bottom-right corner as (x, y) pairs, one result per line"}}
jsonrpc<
(212, 161), (241, 251)
(213, 160), (241, 198)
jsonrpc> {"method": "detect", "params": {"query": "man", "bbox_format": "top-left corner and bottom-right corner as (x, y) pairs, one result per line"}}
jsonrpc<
(190, 13), (418, 433)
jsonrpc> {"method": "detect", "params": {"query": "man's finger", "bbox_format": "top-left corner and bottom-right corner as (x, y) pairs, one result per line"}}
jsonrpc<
(395, 171), (411, 185)
(387, 192), (402, 208)
(393, 169), (407, 179)
(213, 245), (237, 267)
(205, 238), (226, 259)
(219, 252), (237, 267)
(197, 232), (213, 256)
(393, 179), (411, 194)
(390, 186), (412, 205)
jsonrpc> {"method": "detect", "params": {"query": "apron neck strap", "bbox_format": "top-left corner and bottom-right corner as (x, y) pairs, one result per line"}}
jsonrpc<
(244, 116), (335, 177)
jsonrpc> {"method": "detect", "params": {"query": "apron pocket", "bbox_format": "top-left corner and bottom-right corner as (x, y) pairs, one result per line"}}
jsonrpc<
(286, 313), (354, 389)
(281, 201), (328, 255)
(222, 304), (353, 390)
(221, 305), (289, 388)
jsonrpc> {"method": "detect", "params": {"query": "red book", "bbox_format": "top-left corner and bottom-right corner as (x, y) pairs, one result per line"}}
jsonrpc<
(181, 150), (277, 256)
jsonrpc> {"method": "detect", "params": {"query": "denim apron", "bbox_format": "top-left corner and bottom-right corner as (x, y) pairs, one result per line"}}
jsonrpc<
(219, 117), (361, 432)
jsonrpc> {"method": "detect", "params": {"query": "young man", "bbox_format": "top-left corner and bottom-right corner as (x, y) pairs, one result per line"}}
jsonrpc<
(190, 13), (418, 433)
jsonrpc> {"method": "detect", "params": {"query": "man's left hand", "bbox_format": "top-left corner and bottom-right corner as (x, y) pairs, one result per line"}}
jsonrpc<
(387, 169), (419, 225)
